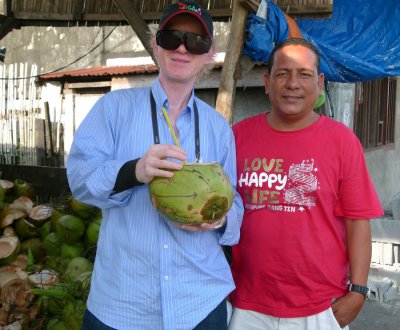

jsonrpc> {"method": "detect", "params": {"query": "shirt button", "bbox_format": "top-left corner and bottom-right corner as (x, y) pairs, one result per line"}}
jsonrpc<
(163, 244), (168, 249)
(164, 275), (169, 281)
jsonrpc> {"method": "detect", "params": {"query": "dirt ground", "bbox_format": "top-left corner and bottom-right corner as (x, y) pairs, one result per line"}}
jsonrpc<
(350, 297), (400, 330)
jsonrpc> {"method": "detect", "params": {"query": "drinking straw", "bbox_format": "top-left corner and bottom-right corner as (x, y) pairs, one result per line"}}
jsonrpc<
(162, 107), (180, 147)
(162, 107), (186, 165)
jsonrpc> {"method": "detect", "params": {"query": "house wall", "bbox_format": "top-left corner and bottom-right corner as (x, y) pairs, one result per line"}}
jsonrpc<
(325, 81), (400, 210)
(0, 23), (230, 72)
(363, 82), (400, 211)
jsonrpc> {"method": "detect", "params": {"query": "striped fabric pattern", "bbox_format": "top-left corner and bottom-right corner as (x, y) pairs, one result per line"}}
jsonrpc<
(67, 78), (244, 330)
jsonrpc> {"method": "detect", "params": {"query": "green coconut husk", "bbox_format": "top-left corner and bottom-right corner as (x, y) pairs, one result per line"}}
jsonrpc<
(149, 162), (234, 225)
(14, 217), (39, 238)
(62, 299), (86, 330)
(56, 215), (86, 244)
(0, 236), (20, 266)
(64, 257), (93, 281)
(38, 221), (51, 240)
(0, 180), (13, 201)
(13, 179), (36, 199)
(60, 243), (85, 259)
(42, 232), (62, 257)
(29, 204), (53, 226)
(69, 198), (100, 220)
(20, 238), (46, 261)
(45, 318), (68, 330)
(85, 217), (102, 247)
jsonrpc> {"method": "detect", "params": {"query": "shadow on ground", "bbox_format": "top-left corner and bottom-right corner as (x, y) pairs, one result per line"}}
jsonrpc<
(350, 298), (400, 330)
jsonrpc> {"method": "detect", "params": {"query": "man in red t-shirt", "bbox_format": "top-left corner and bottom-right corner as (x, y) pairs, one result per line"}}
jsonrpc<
(229, 38), (383, 330)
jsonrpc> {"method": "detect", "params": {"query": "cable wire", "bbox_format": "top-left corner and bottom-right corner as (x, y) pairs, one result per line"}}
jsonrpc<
(0, 25), (118, 81)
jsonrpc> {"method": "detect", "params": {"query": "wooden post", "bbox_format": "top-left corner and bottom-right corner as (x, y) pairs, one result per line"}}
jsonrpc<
(44, 101), (54, 158)
(113, 0), (157, 64)
(215, 1), (248, 124)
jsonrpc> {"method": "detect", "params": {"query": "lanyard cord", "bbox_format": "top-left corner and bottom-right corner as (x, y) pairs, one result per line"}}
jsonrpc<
(150, 91), (200, 162)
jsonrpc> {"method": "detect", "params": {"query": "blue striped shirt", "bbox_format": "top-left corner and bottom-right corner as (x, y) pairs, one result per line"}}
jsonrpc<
(67, 78), (244, 330)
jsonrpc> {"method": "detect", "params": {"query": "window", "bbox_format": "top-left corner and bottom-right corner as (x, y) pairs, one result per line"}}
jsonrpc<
(354, 78), (396, 149)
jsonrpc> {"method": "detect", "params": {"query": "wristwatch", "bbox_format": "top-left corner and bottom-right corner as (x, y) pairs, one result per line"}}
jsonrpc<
(348, 283), (370, 299)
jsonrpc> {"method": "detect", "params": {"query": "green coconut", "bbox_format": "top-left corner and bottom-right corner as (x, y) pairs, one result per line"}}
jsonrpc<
(0, 180), (13, 201)
(38, 221), (51, 240)
(62, 299), (86, 330)
(43, 232), (62, 257)
(85, 217), (102, 247)
(14, 217), (38, 238)
(60, 243), (85, 259)
(0, 236), (20, 266)
(69, 198), (99, 220)
(64, 257), (93, 281)
(46, 318), (68, 330)
(20, 238), (46, 260)
(0, 184), (5, 203)
(13, 179), (36, 199)
(50, 209), (63, 232)
(75, 270), (92, 290)
(29, 204), (53, 226)
(56, 215), (86, 244)
(149, 162), (234, 225)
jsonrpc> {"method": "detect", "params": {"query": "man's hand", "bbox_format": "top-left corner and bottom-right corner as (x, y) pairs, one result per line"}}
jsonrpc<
(331, 292), (366, 328)
(136, 144), (187, 183)
(178, 217), (226, 232)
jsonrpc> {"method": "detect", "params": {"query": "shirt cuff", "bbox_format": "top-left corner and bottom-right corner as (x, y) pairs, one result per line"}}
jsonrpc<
(112, 158), (143, 194)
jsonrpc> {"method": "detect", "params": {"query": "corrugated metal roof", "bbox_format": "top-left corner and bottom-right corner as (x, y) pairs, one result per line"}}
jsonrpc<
(39, 64), (158, 80)
(39, 61), (225, 81)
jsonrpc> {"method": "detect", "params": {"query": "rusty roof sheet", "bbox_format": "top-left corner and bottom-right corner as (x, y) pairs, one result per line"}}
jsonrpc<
(39, 64), (158, 80)
(39, 61), (225, 81)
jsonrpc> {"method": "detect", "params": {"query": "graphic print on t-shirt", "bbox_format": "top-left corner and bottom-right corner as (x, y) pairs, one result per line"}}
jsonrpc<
(238, 158), (320, 213)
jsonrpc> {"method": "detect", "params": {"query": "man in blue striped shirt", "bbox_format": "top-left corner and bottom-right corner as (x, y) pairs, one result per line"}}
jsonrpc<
(67, 1), (244, 329)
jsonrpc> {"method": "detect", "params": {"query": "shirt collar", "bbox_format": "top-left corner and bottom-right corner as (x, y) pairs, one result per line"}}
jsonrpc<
(151, 77), (196, 115)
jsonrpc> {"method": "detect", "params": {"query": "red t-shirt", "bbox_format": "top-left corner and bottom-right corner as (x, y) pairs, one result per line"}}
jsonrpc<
(231, 113), (383, 318)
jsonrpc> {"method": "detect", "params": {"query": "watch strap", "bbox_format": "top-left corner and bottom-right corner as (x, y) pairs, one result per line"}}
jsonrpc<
(348, 283), (370, 298)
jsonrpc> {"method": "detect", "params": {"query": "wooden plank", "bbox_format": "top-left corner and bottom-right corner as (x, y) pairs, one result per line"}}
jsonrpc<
(283, 4), (333, 16)
(65, 81), (112, 89)
(113, 0), (156, 64)
(44, 101), (54, 157)
(13, 11), (75, 20)
(72, 0), (85, 20)
(215, 1), (248, 124)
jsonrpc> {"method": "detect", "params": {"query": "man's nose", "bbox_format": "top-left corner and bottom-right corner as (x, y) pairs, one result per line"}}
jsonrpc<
(175, 42), (188, 53)
(286, 74), (300, 88)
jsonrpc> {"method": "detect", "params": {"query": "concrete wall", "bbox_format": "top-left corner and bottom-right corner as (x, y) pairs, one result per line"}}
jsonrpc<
(0, 23), (230, 72)
(363, 84), (400, 211)
(328, 81), (400, 210)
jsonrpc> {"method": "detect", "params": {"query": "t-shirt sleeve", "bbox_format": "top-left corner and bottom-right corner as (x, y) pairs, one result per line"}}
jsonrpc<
(334, 133), (383, 219)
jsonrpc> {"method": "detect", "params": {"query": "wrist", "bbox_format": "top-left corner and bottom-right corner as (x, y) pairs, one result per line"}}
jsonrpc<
(214, 216), (227, 233)
(348, 283), (370, 300)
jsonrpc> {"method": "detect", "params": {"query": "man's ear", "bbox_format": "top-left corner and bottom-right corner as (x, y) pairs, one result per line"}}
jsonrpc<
(263, 72), (270, 95)
(206, 44), (216, 64)
(317, 72), (324, 95)
(152, 37), (158, 62)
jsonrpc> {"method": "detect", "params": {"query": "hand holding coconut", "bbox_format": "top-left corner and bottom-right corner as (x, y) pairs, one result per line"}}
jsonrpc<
(135, 144), (187, 184)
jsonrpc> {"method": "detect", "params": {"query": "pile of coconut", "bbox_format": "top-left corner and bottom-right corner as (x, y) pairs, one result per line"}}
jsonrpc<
(0, 179), (101, 330)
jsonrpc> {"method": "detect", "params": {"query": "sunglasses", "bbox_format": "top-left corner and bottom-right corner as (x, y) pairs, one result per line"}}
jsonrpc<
(156, 30), (212, 55)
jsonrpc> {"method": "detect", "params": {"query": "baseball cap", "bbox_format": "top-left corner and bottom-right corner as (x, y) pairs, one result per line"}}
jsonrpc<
(158, 1), (214, 38)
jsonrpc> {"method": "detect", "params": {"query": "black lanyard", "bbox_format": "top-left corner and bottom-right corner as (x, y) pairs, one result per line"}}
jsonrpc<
(150, 91), (200, 162)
